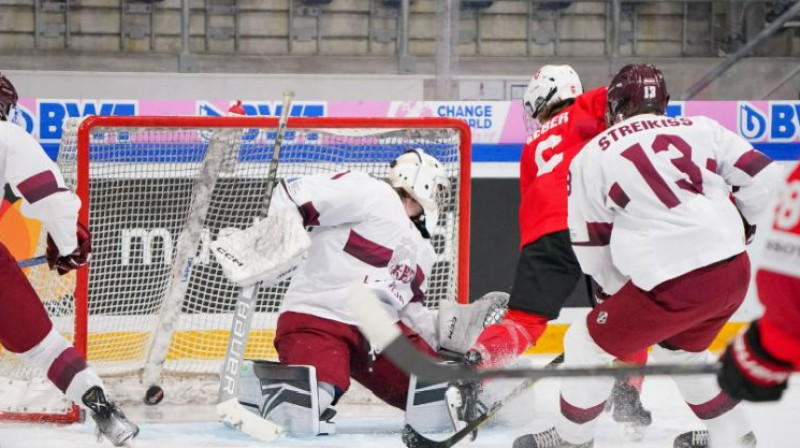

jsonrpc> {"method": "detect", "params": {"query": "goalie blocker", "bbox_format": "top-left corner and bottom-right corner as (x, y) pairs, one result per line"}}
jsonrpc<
(236, 359), (455, 435)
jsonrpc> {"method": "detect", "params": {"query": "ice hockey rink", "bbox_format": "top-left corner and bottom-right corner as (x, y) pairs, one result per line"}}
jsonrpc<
(2, 358), (799, 448)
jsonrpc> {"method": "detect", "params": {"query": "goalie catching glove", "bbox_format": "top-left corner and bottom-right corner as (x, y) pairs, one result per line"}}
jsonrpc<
(211, 204), (311, 287)
(437, 291), (510, 355)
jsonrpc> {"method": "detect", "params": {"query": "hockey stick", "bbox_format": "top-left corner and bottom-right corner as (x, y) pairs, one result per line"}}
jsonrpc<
(215, 91), (295, 443)
(18, 255), (48, 268)
(141, 108), (248, 393)
(350, 284), (720, 383)
(403, 353), (564, 448)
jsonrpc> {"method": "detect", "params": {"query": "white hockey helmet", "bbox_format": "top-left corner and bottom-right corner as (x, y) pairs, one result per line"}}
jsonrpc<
(523, 65), (583, 122)
(388, 149), (449, 235)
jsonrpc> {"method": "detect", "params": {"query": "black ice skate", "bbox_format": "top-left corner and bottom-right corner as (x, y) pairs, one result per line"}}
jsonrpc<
(513, 427), (594, 448)
(444, 378), (487, 433)
(609, 379), (652, 442)
(673, 430), (757, 448)
(82, 386), (140, 447)
(444, 350), (488, 436)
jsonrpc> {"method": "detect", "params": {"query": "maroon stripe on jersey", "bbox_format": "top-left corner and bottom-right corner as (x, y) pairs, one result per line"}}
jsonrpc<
(687, 391), (740, 420)
(734, 150), (771, 177)
(16, 171), (66, 204)
(621, 143), (681, 209)
(706, 158), (718, 173)
(560, 395), (606, 424)
(343, 230), (393, 267)
(572, 222), (613, 247)
(298, 202), (320, 227)
(47, 347), (88, 394)
(331, 170), (351, 180)
(410, 266), (425, 303)
(608, 183), (630, 209)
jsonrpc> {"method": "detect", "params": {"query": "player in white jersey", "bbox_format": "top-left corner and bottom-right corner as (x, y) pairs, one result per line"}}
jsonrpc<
(0, 73), (137, 446)
(213, 148), (506, 433)
(513, 64), (782, 448)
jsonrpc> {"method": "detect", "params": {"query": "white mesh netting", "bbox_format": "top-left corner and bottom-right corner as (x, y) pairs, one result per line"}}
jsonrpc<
(1, 117), (468, 414)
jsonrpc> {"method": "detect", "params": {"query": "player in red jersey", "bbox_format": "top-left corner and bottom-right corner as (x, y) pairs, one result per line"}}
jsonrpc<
(469, 65), (607, 369)
(449, 66), (650, 439)
(718, 161), (800, 401)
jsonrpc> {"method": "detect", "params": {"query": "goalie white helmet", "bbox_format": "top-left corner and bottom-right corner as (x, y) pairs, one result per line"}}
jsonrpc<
(388, 149), (449, 236)
(522, 65), (583, 123)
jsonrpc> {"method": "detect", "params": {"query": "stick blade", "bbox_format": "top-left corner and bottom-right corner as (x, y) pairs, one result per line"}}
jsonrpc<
(217, 398), (282, 442)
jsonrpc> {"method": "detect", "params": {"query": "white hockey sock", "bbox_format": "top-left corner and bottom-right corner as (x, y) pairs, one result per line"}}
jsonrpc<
(557, 319), (616, 444)
(17, 328), (70, 373)
(65, 368), (105, 408)
(705, 406), (752, 444)
(17, 327), (105, 406)
(318, 381), (336, 416)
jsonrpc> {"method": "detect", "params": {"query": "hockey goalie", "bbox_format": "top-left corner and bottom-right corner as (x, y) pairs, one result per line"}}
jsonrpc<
(212, 148), (506, 435)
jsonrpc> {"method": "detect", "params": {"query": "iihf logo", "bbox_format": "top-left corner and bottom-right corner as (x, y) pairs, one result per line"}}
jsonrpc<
(389, 237), (417, 284)
(596, 311), (608, 325)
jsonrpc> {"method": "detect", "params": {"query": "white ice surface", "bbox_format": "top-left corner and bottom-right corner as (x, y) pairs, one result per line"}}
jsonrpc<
(2, 356), (799, 448)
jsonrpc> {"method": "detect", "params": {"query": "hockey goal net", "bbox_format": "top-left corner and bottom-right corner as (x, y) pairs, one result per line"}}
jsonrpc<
(0, 115), (471, 422)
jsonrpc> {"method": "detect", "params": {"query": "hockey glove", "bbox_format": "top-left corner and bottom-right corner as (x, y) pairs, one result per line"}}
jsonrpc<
(718, 321), (793, 402)
(46, 221), (91, 275)
(737, 207), (757, 244)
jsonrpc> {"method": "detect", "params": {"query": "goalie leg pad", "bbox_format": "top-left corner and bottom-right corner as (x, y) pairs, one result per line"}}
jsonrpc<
(237, 360), (331, 435)
(405, 373), (454, 434)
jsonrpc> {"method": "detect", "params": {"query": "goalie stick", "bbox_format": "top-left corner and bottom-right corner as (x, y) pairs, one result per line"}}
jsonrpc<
(350, 284), (720, 383)
(215, 91), (295, 443)
(402, 353), (564, 448)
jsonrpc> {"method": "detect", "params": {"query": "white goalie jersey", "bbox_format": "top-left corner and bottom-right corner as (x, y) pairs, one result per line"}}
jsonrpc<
(568, 114), (783, 294)
(272, 170), (439, 347)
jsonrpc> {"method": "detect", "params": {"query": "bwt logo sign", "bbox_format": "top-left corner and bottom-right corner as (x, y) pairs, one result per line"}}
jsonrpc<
(10, 104), (36, 135)
(738, 101), (800, 142)
(197, 101), (326, 142)
(197, 101), (325, 118)
(37, 100), (138, 142)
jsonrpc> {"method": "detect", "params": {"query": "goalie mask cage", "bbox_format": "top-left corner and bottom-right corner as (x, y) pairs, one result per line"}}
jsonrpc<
(0, 115), (471, 422)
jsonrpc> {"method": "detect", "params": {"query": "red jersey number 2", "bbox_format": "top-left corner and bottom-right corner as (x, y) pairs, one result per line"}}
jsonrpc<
(534, 134), (564, 177)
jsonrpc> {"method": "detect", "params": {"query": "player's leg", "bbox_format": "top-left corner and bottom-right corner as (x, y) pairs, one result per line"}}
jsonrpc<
(0, 243), (137, 446)
(471, 230), (583, 368)
(658, 253), (755, 447)
(516, 278), (706, 448)
(513, 317), (615, 448)
(350, 321), (439, 409)
(274, 311), (357, 416)
(654, 346), (755, 448)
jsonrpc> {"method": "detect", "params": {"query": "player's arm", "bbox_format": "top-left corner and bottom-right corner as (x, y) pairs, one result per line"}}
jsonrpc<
(708, 118), (783, 233)
(567, 147), (629, 295)
(1, 123), (88, 274)
(274, 171), (379, 228)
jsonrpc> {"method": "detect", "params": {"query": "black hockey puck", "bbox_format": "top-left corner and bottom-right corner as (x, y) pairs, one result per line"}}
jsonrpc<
(144, 385), (164, 406)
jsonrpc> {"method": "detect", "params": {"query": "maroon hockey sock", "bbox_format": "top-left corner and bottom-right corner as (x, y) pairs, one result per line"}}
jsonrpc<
(47, 347), (88, 394)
